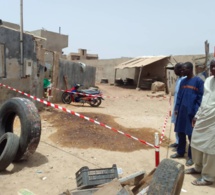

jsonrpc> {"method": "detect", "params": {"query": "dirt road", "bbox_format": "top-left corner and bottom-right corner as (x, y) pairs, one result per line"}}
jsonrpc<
(1, 84), (214, 194)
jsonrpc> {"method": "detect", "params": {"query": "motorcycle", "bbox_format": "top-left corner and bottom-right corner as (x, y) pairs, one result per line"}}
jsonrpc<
(61, 84), (104, 107)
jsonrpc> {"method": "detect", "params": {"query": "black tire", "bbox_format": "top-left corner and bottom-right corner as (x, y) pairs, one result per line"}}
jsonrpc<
(0, 132), (19, 171)
(147, 159), (184, 195)
(89, 98), (102, 107)
(62, 92), (72, 104)
(0, 97), (41, 161)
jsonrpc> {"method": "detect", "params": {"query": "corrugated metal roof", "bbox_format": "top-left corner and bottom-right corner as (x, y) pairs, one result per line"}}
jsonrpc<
(115, 55), (170, 69)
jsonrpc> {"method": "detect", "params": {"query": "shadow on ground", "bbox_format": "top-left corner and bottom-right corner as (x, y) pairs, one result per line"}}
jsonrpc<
(1, 152), (48, 174)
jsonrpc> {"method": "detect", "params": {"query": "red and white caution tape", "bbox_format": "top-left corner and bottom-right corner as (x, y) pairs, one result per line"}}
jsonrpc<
(51, 87), (102, 98)
(0, 83), (155, 148)
(51, 86), (168, 100)
(159, 95), (172, 144)
(68, 91), (102, 98)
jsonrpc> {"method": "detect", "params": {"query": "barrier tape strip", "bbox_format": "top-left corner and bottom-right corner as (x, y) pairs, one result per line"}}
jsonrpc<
(51, 86), (168, 100)
(51, 87), (102, 98)
(159, 95), (172, 144)
(159, 111), (170, 144)
(69, 91), (102, 98)
(101, 95), (167, 100)
(67, 91), (102, 98)
(0, 83), (155, 148)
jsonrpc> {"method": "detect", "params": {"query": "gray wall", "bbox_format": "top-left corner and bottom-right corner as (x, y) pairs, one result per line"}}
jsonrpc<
(30, 30), (68, 53)
(53, 59), (96, 102)
(0, 26), (44, 109)
(2, 21), (20, 30)
(171, 54), (206, 74)
(172, 54), (205, 64)
(72, 58), (134, 84)
(75, 55), (207, 90)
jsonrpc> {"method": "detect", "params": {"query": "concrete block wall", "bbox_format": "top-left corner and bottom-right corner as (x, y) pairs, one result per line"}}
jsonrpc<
(0, 26), (44, 110)
(30, 29), (68, 53)
(72, 58), (134, 84)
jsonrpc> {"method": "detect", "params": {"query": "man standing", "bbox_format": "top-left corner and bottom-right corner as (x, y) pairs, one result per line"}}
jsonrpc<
(170, 62), (204, 166)
(185, 60), (215, 186)
(169, 63), (185, 149)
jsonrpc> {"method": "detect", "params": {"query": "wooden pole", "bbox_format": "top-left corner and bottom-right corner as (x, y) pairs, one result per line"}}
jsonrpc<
(137, 67), (143, 89)
(114, 69), (117, 85)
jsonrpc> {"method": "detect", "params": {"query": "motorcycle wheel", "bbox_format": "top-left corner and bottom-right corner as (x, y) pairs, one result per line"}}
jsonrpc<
(61, 92), (72, 104)
(89, 98), (102, 107)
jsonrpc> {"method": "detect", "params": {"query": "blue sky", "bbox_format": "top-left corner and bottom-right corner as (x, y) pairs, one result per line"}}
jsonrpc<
(1, 0), (215, 59)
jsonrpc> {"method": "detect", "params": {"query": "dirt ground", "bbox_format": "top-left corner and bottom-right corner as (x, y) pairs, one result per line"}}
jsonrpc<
(47, 110), (169, 151)
(1, 84), (215, 195)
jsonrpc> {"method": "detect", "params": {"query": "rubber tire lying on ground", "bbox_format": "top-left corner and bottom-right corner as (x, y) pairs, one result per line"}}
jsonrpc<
(0, 132), (19, 171)
(147, 158), (184, 195)
(0, 97), (41, 161)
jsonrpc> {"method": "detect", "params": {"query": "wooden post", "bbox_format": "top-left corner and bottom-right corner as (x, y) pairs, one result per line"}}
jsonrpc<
(114, 69), (117, 85)
(204, 40), (209, 71)
(63, 75), (69, 90)
(137, 67), (143, 89)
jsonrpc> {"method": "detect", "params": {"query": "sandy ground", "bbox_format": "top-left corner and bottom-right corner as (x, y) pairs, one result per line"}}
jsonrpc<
(0, 84), (215, 195)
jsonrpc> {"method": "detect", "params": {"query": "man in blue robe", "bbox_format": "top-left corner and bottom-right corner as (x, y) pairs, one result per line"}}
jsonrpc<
(170, 62), (204, 166)
(170, 62), (186, 149)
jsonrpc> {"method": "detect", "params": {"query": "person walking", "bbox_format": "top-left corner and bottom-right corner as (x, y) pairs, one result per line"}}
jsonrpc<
(185, 60), (215, 186)
(169, 63), (185, 150)
(170, 62), (204, 166)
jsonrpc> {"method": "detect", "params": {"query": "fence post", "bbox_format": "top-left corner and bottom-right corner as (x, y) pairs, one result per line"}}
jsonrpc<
(155, 132), (160, 167)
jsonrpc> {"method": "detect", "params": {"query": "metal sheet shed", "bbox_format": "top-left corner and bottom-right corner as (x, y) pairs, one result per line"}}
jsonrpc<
(114, 56), (170, 89)
(115, 56), (169, 69)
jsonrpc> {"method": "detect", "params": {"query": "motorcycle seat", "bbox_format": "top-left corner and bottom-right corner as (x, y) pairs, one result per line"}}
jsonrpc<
(79, 89), (100, 95)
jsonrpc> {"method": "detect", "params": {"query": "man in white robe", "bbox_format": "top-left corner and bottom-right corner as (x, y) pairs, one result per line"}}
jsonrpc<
(185, 60), (215, 186)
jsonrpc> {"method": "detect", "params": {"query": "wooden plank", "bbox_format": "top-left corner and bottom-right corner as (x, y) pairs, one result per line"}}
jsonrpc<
(94, 179), (133, 195)
(70, 188), (98, 195)
(93, 179), (122, 195)
(63, 75), (69, 90)
(119, 170), (145, 186)
(131, 168), (155, 195)
(121, 185), (134, 195)
(136, 186), (149, 195)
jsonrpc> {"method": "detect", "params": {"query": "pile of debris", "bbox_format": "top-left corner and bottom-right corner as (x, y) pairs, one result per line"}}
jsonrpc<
(64, 159), (184, 195)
